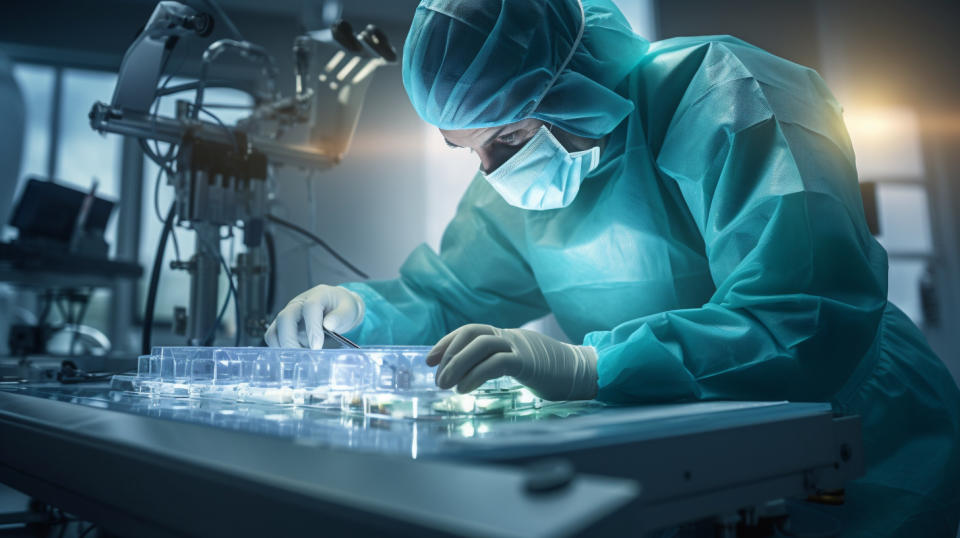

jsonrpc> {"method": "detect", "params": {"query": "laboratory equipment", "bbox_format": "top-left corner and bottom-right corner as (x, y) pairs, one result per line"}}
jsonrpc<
(9, 179), (115, 259)
(110, 345), (535, 419)
(0, 179), (142, 358)
(88, 1), (396, 349)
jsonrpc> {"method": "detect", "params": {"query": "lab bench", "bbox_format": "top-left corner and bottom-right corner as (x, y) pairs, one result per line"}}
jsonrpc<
(0, 383), (862, 537)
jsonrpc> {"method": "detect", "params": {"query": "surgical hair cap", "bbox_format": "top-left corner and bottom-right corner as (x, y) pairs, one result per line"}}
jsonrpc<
(402, 0), (650, 138)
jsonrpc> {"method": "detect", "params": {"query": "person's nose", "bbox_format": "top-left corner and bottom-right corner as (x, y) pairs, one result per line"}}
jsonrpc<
(475, 147), (497, 174)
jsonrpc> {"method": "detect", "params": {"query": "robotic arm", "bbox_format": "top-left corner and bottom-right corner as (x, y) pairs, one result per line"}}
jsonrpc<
(89, 1), (396, 349)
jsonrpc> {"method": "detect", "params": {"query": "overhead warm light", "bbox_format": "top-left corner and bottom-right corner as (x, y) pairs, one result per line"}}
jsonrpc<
(843, 107), (924, 180)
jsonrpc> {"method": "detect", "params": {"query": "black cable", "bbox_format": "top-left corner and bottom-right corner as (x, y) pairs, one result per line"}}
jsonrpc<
(267, 215), (369, 279)
(147, 139), (178, 214)
(55, 295), (70, 325)
(203, 102), (255, 109)
(68, 291), (91, 357)
(37, 291), (53, 326)
(192, 105), (239, 152)
(155, 80), (256, 98)
(142, 203), (176, 356)
(150, 42), (192, 163)
(145, 141), (182, 262)
(151, 155), (166, 223)
(78, 523), (97, 538)
(148, 46), (193, 266)
(264, 230), (276, 313)
(139, 138), (176, 176)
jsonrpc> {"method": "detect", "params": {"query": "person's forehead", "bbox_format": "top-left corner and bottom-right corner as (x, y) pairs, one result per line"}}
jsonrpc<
(440, 118), (543, 147)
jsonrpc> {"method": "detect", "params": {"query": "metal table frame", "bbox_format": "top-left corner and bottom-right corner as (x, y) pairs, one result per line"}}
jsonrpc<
(0, 389), (863, 537)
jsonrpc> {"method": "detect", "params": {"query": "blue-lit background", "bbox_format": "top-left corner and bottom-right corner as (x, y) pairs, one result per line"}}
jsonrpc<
(0, 0), (957, 385)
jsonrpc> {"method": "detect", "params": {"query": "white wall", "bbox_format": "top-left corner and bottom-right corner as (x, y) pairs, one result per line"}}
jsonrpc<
(615, 0), (658, 40)
(271, 65), (428, 305)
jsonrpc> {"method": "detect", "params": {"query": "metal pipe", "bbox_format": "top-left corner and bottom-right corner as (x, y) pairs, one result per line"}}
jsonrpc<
(235, 247), (268, 345)
(194, 39), (279, 119)
(187, 222), (221, 345)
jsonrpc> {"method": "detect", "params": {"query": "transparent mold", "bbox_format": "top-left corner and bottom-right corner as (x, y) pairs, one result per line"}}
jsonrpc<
(361, 386), (541, 420)
(113, 346), (539, 419)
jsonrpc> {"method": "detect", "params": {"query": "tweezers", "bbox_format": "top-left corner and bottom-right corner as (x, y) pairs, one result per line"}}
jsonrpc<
(324, 328), (360, 349)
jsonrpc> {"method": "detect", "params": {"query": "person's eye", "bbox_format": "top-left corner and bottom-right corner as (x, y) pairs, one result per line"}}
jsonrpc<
(444, 138), (463, 149)
(495, 131), (526, 146)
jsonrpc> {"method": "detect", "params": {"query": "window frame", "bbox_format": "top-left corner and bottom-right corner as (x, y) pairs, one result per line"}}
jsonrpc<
(10, 57), (145, 352)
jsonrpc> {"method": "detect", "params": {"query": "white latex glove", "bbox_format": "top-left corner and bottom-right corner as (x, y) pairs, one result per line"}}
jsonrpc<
(264, 285), (364, 349)
(427, 324), (598, 401)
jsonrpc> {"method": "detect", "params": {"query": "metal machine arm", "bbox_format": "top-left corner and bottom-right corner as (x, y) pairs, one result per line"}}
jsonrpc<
(89, 1), (395, 346)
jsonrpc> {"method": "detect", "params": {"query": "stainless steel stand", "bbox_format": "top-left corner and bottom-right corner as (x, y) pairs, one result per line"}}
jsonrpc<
(186, 222), (221, 345)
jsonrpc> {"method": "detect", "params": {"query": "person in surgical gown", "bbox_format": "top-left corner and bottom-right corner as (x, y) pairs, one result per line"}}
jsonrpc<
(266, 1), (960, 535)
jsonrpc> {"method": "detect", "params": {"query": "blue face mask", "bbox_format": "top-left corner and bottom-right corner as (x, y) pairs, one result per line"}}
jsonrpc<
(482, 126), (600, 210)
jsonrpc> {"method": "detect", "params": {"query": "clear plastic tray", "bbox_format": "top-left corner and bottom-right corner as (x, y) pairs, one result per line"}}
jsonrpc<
(111, 346), (536, 419)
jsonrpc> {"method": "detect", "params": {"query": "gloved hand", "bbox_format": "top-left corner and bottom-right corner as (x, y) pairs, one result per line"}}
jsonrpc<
(427, 324), (598, 401)
(264, 285), (364, 349)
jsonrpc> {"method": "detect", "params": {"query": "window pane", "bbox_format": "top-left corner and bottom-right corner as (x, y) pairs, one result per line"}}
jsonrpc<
(55, 69), (123, 337)
(876, 184), (933, 254)
(56, 69), (122, 196)
(56, 68), (123, 261)
(423, 125), (477, 251)
(613, 0), (657, 40)
(196, 87), (255, 126)
(888, 259), (926, 325)
(150, 78), (253, 125)
(11, 63), (53, 179)
(11, 64), (54, 215)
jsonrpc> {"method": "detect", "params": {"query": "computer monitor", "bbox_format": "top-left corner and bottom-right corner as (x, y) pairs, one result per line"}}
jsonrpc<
(9, 178), (115, 243)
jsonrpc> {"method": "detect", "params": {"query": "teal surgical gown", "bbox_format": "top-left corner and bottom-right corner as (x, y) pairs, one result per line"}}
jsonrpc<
(343, 29), (960, 538)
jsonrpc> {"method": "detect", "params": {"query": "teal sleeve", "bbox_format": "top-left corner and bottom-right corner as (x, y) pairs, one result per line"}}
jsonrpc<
(589, 41), (889, 403)
(343, 176), (550, 345)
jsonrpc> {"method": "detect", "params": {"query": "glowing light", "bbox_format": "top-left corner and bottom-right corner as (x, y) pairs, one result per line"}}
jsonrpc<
(457, 394), (477, 413)
(516, 388), (536, 404)
(843, 107), (924, 180)
(351, 59), (383, 84)
(336, 56), (361, 81)
(324, 51), (345, 73)
(411, 423), (419, 459)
